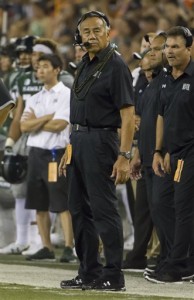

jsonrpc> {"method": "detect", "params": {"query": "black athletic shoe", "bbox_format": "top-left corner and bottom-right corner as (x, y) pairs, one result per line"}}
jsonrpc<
(145, 271), (183, 284)
(147, 256), (158, 267)
(60, 247), (76, 263)
(144, 260), (168, 277)
(60, 276), (83, 289)
(26, 247), (55, 261)
(143, 266), (156, 277)
(82, 277), (126, 291)
(181, 270), (194, 281)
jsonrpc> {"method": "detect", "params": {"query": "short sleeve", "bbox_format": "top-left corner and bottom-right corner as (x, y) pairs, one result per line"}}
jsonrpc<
(53, 87), (70, 122)
(110, 58), (134, 109)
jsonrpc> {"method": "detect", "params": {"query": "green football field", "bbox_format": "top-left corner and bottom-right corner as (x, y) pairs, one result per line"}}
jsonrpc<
(0, 251), (193, 300)
(0, 283), (191, 300)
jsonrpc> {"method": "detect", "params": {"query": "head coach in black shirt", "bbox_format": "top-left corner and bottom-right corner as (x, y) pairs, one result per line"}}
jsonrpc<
(59, 11), (135, 291)
(152, 26), (194, 283)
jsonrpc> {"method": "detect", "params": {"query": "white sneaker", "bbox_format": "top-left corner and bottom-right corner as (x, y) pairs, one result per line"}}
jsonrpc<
(22, 243), (42, 256)
(0, 243), (29, 254)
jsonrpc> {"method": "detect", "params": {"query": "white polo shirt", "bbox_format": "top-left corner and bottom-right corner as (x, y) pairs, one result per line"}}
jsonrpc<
(22, 81), (70, 150)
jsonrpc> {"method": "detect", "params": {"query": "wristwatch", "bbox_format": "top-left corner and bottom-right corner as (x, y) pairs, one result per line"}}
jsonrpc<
(118, 151), (131, 160)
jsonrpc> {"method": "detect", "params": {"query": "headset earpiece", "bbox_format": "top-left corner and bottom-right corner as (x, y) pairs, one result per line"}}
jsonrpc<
(181, 26), (193, 47)
(74, 27), (82, 45)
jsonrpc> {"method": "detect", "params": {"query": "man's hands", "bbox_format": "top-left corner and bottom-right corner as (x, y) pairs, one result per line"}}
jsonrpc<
(152, 153), (165, 177)
(21, 108), (36, 121)
(111, 156), (130, 185)
(129, 154), (142, 180)
(135, 115), (140, 132)
(58, 149), (68, 177)
(152, 152), (171, 177)
(163, 152), (171, 174)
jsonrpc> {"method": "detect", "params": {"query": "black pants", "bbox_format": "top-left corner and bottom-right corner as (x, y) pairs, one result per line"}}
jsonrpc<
(128, 176), (153, 263)
(67, 130), (124, 283)
(144, 167), (175, 262)
(169, 153), (194, 269)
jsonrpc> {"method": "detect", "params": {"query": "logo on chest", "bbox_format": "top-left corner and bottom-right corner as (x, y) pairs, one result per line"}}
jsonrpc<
(182, 83), (190, 91)
(93, 71), (102, 78)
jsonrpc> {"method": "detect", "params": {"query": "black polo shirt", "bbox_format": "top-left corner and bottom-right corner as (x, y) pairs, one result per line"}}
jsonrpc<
(138, 70), (165, 166)
(158, 60), (194, 158)
(134, 71), (148, 115)
(70, 44), (134, 128)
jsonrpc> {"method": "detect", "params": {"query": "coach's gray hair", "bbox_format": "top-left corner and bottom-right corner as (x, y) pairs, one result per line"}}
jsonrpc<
(78, 17), (110, 33)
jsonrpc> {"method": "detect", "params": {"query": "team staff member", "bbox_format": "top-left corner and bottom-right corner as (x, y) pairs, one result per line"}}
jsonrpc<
(1, 38), (75, 257)
(130, 34), (175, 276)
(59, 11), (135, 291)
(123, 33), (157, 270)
(152, 26), (194, 283)
(20, 53), (74, 262)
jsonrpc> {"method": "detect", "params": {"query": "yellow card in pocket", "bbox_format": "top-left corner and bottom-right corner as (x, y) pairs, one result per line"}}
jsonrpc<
(48, 161), (58, 182)
(66, 144), (72, 165)
(174, 159), (184, 182)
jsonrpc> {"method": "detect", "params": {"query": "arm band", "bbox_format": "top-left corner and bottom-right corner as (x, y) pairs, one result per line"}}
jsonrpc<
(5, 137), (15, 148)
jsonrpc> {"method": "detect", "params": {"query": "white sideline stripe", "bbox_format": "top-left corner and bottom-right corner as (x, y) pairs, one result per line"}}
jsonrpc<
(0, 263), (192, 298)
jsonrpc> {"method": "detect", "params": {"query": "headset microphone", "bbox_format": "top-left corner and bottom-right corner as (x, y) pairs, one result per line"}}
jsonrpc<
(82, 42), (91, 48)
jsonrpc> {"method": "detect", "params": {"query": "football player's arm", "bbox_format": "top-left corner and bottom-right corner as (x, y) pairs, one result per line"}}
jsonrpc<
(0, 79), (15, 128)
(6, 96), (23, 146)
(0, 103), (14, 127)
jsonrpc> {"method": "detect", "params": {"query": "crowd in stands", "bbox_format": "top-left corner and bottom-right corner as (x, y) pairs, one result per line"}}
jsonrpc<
(1, 0), (194, 70)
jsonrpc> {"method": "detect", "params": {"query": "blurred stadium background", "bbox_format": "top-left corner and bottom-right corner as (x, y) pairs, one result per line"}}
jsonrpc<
(0, 0), (194, 72)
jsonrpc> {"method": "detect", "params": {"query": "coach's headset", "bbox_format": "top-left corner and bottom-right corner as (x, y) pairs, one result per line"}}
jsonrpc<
(74, 11), (110, 46)
(179, 26), (193, 47)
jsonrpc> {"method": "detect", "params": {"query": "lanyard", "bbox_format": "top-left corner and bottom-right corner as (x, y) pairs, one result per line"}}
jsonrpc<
(51, 148), (56, 161)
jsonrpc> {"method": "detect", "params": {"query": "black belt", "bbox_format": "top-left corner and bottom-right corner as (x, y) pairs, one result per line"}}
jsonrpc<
(72, 124), (117, 132)
(31, 147), (65, 154)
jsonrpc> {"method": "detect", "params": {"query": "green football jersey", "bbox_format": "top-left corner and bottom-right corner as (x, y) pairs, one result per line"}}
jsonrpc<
(17, 70), (74, 104)
(4, 66), (32, 101)
(17, 71), (43, 103)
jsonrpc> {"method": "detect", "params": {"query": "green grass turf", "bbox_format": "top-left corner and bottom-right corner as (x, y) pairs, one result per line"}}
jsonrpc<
(0, 251), (193, 300)
(0, 283), (192, 300)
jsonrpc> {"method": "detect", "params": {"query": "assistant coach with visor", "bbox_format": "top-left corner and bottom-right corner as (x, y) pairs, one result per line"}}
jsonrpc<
(59, 11), (135, 291)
